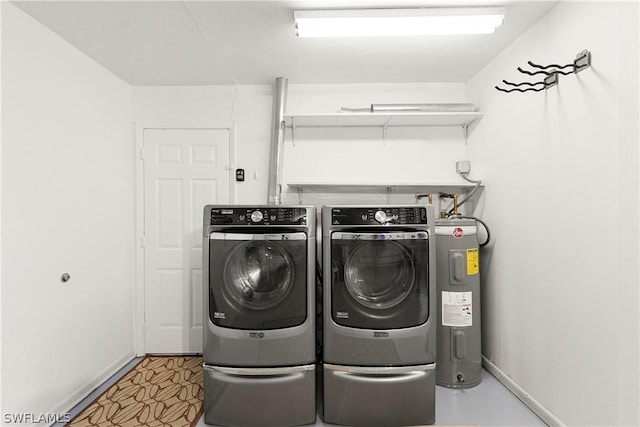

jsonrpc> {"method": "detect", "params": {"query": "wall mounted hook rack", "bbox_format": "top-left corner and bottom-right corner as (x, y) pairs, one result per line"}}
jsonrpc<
(495, 49), (591, 93)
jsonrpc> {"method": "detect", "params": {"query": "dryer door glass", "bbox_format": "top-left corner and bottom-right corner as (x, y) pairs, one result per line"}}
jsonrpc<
(208, 231), (308, 330)
(224, 241), (293, 310)
(344, 241), (414, 309)
(330, 231), (430, 329)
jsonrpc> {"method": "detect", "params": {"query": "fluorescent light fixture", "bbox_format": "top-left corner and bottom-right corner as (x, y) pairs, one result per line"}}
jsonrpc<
(294, 8), (506, 37)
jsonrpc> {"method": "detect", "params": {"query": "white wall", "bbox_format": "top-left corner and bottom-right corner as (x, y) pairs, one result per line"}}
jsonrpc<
(283, 83), (469, 203)
(133, 83), (471, 207)
(1, 2), (135, 419)
(467, 2), (639, 426)
(133, 85), (272, 205)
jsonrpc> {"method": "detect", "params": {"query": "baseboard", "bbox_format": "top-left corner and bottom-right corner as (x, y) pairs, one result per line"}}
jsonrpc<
(482, 356), (564, 427)
(49, 350), (136, 417)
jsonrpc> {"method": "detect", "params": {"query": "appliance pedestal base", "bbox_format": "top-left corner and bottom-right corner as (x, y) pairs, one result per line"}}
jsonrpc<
(203, 364), (316, 427)
(322, 362), (436, 426)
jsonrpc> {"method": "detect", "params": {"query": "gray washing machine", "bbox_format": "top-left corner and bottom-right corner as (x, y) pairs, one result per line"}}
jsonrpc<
(322, 205), (436, 426)
(202, 205), (316, 427)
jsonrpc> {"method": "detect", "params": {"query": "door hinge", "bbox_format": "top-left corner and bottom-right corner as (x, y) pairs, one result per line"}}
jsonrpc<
(140, 235), (146, 248)
(140, 148), (145, 160)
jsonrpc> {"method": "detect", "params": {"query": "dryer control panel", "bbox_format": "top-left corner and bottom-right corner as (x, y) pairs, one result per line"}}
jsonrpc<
(209, 207), (308, 225)
(331, 207), (428, 225)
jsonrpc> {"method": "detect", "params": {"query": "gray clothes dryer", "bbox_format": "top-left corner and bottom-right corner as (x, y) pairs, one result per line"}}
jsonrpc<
(321, 205), (437, 426)
(202, 205), (316, 427)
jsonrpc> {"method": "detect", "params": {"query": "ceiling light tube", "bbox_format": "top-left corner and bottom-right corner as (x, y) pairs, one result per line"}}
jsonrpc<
(294, 8), (506, 37)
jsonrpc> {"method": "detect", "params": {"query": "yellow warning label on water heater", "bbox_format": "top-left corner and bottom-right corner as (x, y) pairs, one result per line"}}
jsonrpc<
(467, 248), (479, 275)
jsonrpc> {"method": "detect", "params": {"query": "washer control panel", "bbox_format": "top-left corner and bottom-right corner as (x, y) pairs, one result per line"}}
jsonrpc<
(331, 207), (428, 225)
(210, 207), (308, 225)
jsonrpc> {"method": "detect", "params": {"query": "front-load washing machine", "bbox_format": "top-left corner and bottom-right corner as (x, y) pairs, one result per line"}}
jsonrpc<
(322, 205), (436, 426)
(202, 205), (316, 427)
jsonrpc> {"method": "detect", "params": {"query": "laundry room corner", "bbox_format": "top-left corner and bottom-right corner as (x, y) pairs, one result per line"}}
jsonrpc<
(466, 2), (640, 425)
(2, 1), (638, 426)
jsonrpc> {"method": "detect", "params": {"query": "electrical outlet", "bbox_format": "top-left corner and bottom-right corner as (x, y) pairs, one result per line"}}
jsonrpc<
(456, 160), (471, 175)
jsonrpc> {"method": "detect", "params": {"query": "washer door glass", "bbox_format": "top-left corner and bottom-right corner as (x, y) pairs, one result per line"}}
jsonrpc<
(344, 241), (415, 309)
(224, 241), (294, 310)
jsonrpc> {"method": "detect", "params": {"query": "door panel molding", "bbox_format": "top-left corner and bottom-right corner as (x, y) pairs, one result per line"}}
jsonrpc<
(134, 122), (236, 356)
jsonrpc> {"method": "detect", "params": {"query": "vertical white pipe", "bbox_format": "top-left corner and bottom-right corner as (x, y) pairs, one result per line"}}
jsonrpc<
(267, 77), (288, 205)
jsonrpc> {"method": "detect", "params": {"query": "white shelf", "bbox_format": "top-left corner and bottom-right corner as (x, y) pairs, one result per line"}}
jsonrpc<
(283, 111), (482, 129)
(286, 182), (480, 194)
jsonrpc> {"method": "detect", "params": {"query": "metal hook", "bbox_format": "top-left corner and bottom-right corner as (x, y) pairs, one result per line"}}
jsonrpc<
(495, 72), (558, 93)
(495, 50), (590, 94)
(518, 66), (574, 77)
(501, 79), (545, 87)
(527, 60), (575, 71)
(495, 85), (545, 93)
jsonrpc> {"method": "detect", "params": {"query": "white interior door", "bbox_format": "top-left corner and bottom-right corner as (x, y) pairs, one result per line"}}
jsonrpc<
(143, 128), (230, 354)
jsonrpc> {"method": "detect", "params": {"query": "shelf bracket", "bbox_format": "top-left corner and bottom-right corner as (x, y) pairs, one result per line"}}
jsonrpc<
(382, 124), (389, 145)
(382, 117), (393, 146)
(291, 119), (297, 147)
(463, 123), (469, 144)
(386, 186), (392, 204)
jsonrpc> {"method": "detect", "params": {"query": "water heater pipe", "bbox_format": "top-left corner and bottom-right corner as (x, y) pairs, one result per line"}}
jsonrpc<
(267, 77), (288, 205)
(415, 193), (433, 204)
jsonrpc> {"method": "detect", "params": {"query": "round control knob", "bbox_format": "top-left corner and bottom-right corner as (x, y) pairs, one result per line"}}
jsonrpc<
(250, 210), (263, 223)
(374, 210), (387, 223)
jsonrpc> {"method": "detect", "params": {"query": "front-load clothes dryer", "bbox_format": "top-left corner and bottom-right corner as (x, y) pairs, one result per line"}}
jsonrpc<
(203, 205), (316, 427)
(322, 205), (436, 426)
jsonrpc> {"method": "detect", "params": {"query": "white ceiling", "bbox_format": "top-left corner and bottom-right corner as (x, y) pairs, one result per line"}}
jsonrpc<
(11, 0), (558, 86)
